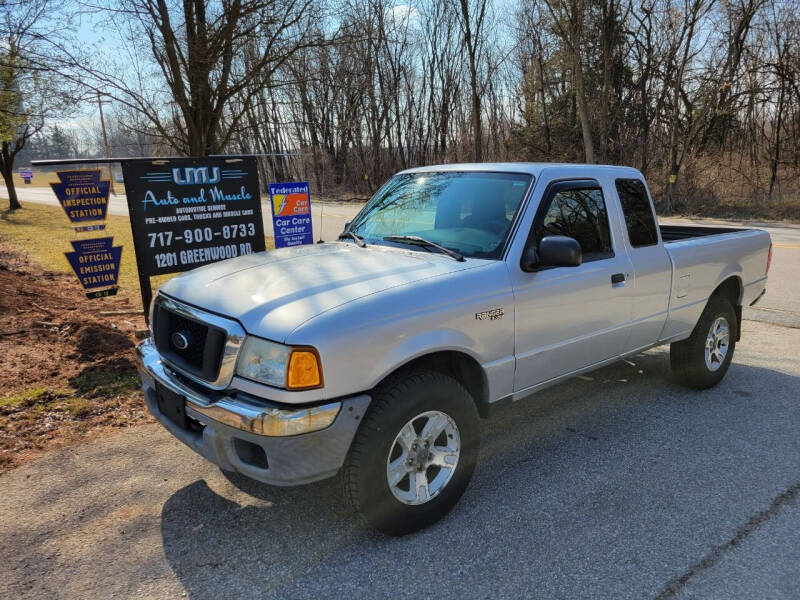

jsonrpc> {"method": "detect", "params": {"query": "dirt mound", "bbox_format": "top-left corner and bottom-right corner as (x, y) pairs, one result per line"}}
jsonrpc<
(0, 241), (153, 472)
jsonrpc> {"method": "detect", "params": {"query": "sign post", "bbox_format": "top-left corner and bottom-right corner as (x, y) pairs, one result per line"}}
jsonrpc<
(269, 181), (313, 248)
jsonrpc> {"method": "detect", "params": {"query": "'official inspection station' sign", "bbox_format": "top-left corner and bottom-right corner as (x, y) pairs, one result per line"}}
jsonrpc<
(123, 157), (266, 277)
(50, 170), (111, 231)
(269, 181), (313, 248)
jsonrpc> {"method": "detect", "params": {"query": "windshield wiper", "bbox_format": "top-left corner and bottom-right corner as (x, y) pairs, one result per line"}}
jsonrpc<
(383, 235), (465, 262)
(338, 231), (366, 247)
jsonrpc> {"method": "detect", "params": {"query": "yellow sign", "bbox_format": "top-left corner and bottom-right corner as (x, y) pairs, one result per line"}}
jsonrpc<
(669, 174), (677, 184)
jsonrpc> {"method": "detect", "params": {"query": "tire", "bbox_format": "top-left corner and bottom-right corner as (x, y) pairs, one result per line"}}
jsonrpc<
(670, 295), (737, 390)
(341, 368), (480, 536)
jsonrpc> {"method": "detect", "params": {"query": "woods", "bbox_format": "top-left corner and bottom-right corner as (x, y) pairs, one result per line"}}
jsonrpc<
(3, 0), (800, 215)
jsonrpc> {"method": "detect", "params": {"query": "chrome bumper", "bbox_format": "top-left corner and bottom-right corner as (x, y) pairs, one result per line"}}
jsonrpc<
(136, 339), (370, 486)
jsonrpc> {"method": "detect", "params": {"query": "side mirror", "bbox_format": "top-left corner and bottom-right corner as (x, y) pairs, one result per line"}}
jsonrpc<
(344, 221), (351, 230)
(521, 235), (582, 271)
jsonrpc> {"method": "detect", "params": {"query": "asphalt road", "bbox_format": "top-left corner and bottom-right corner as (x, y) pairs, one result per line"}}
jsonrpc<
(1, 318), (799, 599)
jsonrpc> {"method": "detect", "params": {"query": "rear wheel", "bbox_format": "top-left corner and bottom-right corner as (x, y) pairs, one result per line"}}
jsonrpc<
(670, 295), (737, 389)
(341, 369), (480, 536)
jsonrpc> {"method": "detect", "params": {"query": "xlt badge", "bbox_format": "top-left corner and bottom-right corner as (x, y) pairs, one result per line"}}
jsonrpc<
(476, 308), (504, 321)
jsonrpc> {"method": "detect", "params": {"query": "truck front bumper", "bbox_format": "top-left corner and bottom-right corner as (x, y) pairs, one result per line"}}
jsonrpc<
(136, 339), (370, 486)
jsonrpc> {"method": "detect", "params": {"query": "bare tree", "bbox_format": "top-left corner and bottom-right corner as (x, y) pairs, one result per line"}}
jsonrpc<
(0, 0), (72, 210)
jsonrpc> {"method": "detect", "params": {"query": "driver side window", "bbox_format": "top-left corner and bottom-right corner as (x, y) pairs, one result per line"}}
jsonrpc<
(538, 186), (614, 262)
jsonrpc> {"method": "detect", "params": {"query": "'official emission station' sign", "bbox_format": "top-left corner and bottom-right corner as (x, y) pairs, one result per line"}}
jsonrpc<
(123, 156), (266, 278)
(64, 237), (123, 298)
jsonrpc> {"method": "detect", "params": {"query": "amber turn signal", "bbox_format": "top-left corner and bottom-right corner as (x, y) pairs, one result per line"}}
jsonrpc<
(287, 349), (323, 389)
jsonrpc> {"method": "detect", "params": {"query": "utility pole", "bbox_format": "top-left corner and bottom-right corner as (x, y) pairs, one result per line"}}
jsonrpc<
(96, 91), (116, 195)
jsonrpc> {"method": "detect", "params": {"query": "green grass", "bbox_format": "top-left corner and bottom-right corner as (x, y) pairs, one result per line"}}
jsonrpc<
(0, 388), (49, 409)
(71, 370), (140, 398)
(0, 387), (92, 417)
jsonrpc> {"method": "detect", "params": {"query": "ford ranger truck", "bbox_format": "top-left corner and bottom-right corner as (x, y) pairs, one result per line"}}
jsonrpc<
(136, 164), (772, 535)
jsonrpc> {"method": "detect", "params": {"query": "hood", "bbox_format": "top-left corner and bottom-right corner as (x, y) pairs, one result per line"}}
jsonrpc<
(159, 242), (483, 341)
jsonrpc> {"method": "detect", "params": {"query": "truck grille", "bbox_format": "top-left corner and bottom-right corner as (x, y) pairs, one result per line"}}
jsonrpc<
(153, 302), (227, 382)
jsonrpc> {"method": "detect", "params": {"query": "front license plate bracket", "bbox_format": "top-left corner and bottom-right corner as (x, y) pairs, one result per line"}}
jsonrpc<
(157, 384), (187, 429)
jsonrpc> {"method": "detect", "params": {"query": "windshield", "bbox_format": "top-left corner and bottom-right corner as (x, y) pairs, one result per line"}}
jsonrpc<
(347, 171), (532, 259)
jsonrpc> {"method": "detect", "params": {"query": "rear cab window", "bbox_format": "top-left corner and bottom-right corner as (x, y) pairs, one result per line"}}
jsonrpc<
(615, 179), (659, 247)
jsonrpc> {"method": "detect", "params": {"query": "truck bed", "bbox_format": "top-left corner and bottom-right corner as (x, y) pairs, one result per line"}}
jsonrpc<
(660, 224), (746, 243)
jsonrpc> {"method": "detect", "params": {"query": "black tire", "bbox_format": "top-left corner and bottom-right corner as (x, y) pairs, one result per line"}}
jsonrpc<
(341, 368), (480, 536)
(670, 295), (737, 389)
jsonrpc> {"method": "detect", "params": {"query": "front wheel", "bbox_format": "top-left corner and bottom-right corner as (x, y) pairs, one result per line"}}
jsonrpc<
(670, 295), (737, 389)
(341, 369), (480, 536)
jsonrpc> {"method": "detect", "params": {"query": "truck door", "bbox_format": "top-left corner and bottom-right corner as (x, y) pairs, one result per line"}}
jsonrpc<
(614, 178), (672, 352)
(510, 179), (634, 392)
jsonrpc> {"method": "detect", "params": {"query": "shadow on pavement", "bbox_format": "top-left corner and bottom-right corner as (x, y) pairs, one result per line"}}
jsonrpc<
(160, 350), (800, 599)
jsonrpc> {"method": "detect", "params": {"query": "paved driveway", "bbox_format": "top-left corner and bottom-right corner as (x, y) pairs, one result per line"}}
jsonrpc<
(2, 319), (798, 599)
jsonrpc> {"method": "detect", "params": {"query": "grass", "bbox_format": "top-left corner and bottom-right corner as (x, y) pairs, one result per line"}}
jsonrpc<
(0, 201), (274, 304)
(71, 370), (141, 398)
(0, 387), (90, 417)
(0, 388), (49, 409)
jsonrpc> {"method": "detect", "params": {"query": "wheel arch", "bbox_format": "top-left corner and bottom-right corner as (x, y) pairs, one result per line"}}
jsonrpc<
(710, 275), (743, 340)
(375, 350), (492, 418)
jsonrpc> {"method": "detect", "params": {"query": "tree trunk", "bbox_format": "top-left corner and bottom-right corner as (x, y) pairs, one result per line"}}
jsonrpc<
(768, 68), (785, 200)
(1, 143), (22, 210)
(573, 52), (594, 164)
(536, 51), (552, 155)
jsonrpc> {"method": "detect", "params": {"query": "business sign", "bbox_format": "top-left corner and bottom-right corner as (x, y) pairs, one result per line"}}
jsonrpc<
(19, 168), (33, 184)
(269, 181), (313, 248)
(122, 157), (266, 277)
(50, 170), (110, 231)
(64, 237), (122, 298)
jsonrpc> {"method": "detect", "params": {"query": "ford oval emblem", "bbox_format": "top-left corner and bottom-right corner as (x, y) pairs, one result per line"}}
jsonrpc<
(171, 331), (190, 350)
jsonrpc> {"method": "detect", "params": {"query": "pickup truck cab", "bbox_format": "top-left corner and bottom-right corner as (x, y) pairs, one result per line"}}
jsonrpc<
(136, 163), (771, 535)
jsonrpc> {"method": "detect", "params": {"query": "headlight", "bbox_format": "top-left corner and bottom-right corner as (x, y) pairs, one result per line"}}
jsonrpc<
(236, 336), (323, 390)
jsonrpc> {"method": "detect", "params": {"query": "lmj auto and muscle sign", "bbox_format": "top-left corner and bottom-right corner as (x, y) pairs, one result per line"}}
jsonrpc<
(123, 157), (266, 277)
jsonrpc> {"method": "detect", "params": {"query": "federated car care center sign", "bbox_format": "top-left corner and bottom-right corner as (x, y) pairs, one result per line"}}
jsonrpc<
(124, 157), (266, 276)
(269, 181), (313, 248)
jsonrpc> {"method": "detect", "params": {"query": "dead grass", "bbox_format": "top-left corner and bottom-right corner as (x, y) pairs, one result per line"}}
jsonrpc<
(0, 241), (153, 473)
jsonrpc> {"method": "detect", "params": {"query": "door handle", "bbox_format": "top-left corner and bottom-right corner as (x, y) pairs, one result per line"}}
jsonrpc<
(611, 273), (626, 285)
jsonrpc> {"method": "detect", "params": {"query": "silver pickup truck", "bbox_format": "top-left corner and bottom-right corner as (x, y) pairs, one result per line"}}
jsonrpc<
(136, 163), (771, 535)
